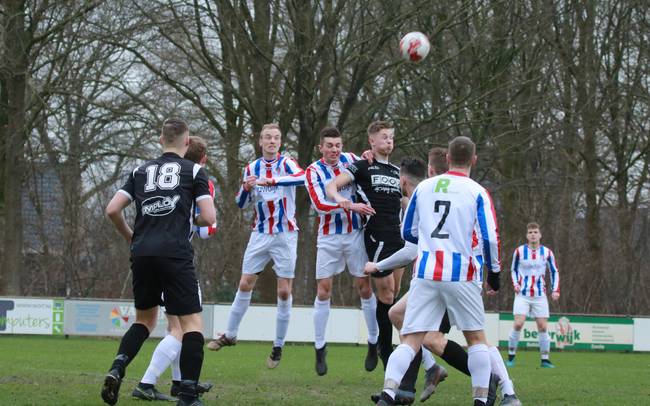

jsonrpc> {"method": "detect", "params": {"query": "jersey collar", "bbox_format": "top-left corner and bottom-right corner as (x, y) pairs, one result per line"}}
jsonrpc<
(446, 171), (468, 177)
(163, 152), (182, 158)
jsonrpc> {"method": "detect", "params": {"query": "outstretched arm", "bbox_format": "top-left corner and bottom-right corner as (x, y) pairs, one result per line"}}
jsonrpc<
(325, 171), (354, 209)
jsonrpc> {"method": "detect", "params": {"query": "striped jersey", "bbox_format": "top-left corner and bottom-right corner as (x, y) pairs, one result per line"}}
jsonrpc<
(511, 244), (559, 296)
(193, 179), (217, 239)
(305, 153), (363, 235)
(235, 154), (305, 234)
(402, 171), (501, 281)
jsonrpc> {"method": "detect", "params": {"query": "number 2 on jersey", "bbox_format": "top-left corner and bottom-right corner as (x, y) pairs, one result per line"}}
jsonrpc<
(144, 163), (181, 191)
(431, 200), (450, 239)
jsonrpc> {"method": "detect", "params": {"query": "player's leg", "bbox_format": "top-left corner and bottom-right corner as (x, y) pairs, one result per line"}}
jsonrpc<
(102, 257), (159, 406)
(536, 316), (554, 368)
(388, 292), (407, 330)
(507, 295), (529, 366)
(487, 345), (521, 405)
(389, 292), (419, 402)
(419, 332), (448, 402)
(346, 229), (380, 371)
(314, 277), (333, 375)
(133, 314), (181, 401)
(391, 266), (405, 298)
(266, 231), (298, 368)
(207, 233), (269, 350)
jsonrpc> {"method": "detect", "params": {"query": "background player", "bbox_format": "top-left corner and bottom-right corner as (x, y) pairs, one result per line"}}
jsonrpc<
(507, 222), (560, 368)
(326, 121), (404, 369)
(305, 126), (378, 376)
(102, 118), (215, 406)
(131, 135), (215, 401)
(207, 123), (304, 370)
(375, 136), (501, 406)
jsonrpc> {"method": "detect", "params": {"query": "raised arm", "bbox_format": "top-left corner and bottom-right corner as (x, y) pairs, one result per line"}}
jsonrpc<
(235, 165), (256, 209)
(305, 167), (343, 214)
(325, 171), (354, 209)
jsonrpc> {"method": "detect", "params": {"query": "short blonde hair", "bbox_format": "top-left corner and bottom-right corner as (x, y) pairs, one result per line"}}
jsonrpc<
(527, 222), (540, 230)
(367, 121), (393, 136)
(260, 123), (281, 136)
(185, 136), (208, 164)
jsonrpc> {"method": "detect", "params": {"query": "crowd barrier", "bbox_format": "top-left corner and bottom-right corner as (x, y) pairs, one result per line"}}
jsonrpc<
(1, 296), (647, 352)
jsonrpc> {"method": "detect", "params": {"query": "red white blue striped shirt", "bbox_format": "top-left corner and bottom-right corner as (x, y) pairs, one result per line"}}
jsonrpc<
(305, 153), (363, 235)
(511, 244), (560, 296)
(402, 171), (501, 281)
(235, 154), (305, 234)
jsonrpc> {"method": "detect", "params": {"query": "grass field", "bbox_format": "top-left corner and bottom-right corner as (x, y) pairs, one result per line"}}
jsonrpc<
(0, 336), (649, 405)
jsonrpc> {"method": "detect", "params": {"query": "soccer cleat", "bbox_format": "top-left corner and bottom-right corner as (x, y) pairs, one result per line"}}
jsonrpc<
(266, 346), (283, 369)
(375, 391), (396, 406)
(540, 359), (555, 368)
(474, 401), (487, 406)
(505, 355), (515, 368)
(206, 333), (237, 351)
(101, 369), (122, 405)
(420, 364), (448, 402)
(486, 373), (501, 406)
(175, 380), (204, 406)
(315, 345), (328, 376)
(371, 390), (414, 405)
(171, 382), (213, 397)
(132, 384), (176, 401)
(365, 341), (379, 371)
(501, 394), (522, 406)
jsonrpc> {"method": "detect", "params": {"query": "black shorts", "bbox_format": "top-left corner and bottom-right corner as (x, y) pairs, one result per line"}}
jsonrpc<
(131, 256), (202, 316)
(364, 229), (405, 278)
(439, 310), (451, 334)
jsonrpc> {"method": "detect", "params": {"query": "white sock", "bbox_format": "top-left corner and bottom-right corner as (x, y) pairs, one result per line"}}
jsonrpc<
(422, 346), (436, 370)
(384, 344), (416, 395)
(539, 331), (551, 360)
(274, 295), (292, 347)
(360, 294), (379, 345)
(226, 290), (252, 338)
(313, 297), (330, 349)
(468, 344), (490, 403)
(488, 346), (514, 396)
(171, 344), (181, 381)
(508, 330), (521, 356)
(141, 334), (181, 385)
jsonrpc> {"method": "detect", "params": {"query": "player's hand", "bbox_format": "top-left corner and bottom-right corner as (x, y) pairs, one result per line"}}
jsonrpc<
(242, 175), (257, 191)
(552, 292), (560, 301)
(486, 289), (498, 296)
(360, 149), (374, 163)
(514, 285), (521, 294)
(349, 202), (376, 215)
(336, 198), (353, 210)
(364, 262), (379, 274)
(256, 178), (274, 186)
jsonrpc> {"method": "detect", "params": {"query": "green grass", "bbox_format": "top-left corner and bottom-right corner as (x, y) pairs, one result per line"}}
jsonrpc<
(0, 336), (649, 405)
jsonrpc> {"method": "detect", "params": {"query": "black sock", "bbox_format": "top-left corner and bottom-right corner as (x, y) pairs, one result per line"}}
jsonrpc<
(441, 339), (470, 376)
(399, 348), (422, 393)
(180, 331), (205, 382)
(111, 322), (149, 377)
(376, 299), (394, 369)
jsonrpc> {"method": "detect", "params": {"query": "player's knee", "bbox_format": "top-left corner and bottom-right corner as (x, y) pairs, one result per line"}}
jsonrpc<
(377, 291), (394, 304)
(357, 284), (372, 300)
(238, 279), (255, 292)
(429, 335), (447, 356)
(388, 307), (403, 328)
(277, 288), (291, 301)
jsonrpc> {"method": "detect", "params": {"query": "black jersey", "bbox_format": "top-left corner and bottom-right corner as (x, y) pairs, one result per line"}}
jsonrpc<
(119, 152), (211, 259)
(346, 159), (402, 231)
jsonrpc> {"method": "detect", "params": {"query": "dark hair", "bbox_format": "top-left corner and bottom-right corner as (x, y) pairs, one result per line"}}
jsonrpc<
(185, 136), (208, 164)
(448, 136), (475, 166)
(367, 120), (393, 136)
(428, 147), (448, 175)
(161, 118), (189, 144)
(400, 157), (427, 182)
(319, 126), (342, 143)
(527, 222), (540, 230)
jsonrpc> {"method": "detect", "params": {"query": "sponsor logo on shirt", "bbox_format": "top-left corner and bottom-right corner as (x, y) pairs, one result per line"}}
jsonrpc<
(142, 195), (181, 216)
(371, 174), (400, 193)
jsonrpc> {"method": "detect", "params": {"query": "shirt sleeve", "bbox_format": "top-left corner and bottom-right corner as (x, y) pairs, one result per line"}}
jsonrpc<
(235, 165), (253, 209)
(511, 247), (520, 287)
(476, 188), (501, 274)
(305, 166), (343, 214)
(401, 187), (420, 244)
(345, 160), (364, 182)
(271, 158), (305, 186)
(192, 165), (211, 201)
(118, 167), (137, 201)
(377, 242), (418, 271)
(547, 249), (560, 293)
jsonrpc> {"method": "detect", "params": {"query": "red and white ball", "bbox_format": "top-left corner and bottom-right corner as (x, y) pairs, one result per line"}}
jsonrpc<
(399, 32), (430, 62)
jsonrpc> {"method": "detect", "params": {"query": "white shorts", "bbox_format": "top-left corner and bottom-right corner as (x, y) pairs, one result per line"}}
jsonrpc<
(402, 278), (485, 334)
(242, 231), (298, 279)
(513, 294), (549, 318)
(316, 230), (368, 279)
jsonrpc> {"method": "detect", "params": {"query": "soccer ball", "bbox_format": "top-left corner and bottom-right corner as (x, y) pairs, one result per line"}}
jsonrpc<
(399, 32), (430, 62)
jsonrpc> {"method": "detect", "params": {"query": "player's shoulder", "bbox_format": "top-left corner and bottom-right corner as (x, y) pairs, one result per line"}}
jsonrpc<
(339, 152), (359, 165)
(387, 161), (400, 171)
(307, 159), (323, 172)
